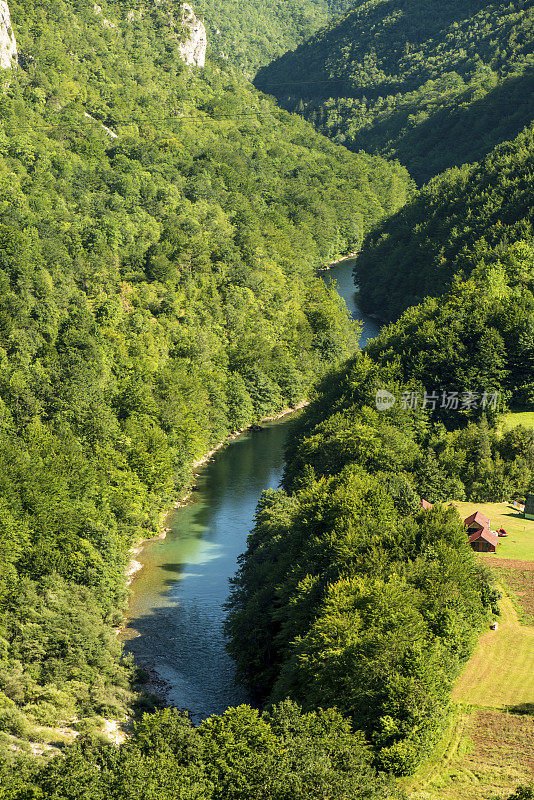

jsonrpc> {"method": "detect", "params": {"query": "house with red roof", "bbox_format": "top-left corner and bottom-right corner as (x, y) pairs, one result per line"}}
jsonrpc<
(467, 527), (499, 553)
(464, 511), (490, 536)
(463, 511), (499, 553)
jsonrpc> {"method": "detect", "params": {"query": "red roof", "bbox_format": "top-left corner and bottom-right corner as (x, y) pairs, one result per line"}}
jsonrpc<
(468, 527), (499, 548)
(421, 499), (434, 510)
(464, 511), (490, 528)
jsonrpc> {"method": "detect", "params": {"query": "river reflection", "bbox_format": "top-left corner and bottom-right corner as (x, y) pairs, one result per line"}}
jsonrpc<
(122, 256), (379, 719)
(324, 256), (381, 341)
(122, 420), (294, 719)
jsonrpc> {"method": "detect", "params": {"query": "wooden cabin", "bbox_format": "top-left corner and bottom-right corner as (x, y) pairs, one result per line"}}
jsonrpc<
(467, 527), (499, 553)
(464, 511), (499, 553)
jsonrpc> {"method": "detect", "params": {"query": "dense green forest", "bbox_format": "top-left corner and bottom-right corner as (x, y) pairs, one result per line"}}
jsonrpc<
(3, 225), (531, 790)
(197, 0), (355, 74)
(227, 254), (534, 776)
(0, 0), (532, 795)
(0, 702), (400, 799)
(356, 122), (534, 320)
(0, 0), (413, 754)
(365, 250), (534, 412)
(255, 0), (534, 183)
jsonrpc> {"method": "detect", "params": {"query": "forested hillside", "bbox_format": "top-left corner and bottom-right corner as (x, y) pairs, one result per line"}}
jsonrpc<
(356, 122), (534, 320)
(256, 0), (534, 183)
(227, 255), (534, 777)
(0, 0), (412, 749)
(365, 255), (534, 413)
(197, 0), (354, 73)
(1, 0), (533, 794)
(6, 252), (534, 790)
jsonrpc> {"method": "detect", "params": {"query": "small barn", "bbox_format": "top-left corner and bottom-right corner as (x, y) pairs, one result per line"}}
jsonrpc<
(524, 493), (534, 521)
(468, 527), (499, 553)
(464, 511), (490, 537)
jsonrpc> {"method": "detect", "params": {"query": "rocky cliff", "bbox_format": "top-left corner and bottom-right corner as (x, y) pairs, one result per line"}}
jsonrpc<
(179, 3), (206, 67)
(0, 0), (17, 70)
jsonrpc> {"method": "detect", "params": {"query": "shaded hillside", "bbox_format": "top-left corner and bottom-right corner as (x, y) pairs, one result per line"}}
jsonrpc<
(227, 245), (534, 776)
(356, 123), (534, 320)
(256, 0), (534, 183)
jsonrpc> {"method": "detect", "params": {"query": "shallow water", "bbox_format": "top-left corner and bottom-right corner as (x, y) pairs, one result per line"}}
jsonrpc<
(121, 256), (379, 719)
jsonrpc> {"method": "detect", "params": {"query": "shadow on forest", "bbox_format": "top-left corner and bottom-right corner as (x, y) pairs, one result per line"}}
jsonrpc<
(507, 703), (534, 717)
(392, 70), (534, 184)
(310, 69), (534, 185)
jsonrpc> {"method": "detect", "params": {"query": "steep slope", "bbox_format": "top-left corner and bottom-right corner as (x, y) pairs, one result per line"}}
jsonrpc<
(178, 4), (207, 67)
(190, 0), (355, 73)
(0, 0), (17, 69)
(356, 122), (534, 320)
(256, 0), (534, 184)
(227, 254), (534, 776)
(0, 0), (412, 746)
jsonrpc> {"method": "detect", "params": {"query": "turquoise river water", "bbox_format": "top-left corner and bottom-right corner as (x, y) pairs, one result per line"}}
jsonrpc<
(121, 257), (379, 720)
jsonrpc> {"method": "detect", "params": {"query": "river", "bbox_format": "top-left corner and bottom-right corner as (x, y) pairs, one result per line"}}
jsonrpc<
(121, 256), (380, 720)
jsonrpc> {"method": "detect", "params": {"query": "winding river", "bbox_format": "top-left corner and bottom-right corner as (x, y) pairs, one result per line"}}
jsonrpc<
(121, 256), (379, 720)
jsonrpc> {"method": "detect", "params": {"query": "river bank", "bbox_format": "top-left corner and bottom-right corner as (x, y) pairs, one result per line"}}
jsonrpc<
(317, 252), (360, 272)
(121, 414), (301, 720)
(190, 399), (309, 472)
(124, 251), (372, 588)
(125, 399), (310, 586)
(119, 253), (381, 722)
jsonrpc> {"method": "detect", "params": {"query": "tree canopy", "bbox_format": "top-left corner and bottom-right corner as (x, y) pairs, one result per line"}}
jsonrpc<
(196, 0), (355, 74)
(0, 0), (411, 749)
(256, 0), (534, 183)
(227, 249), (534, 775)
(356, 123), (534, 320)
(0, 702), (400, 799)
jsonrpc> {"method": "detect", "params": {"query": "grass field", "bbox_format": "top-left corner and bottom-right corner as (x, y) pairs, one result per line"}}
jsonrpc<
(452, 593), (534, 708)
(406, 590), (534, 798)
(452, 596), (534, 708)
(407, 497), (534, 798)
(491, 559), (534, 626)
(406, 708), (534, 799)
(501, 411), (534, 432)
(453, 501), (534, 561)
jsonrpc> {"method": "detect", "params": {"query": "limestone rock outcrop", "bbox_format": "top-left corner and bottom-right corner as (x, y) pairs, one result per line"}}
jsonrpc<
(93, 4), (117, 29)
(178, 4), (206, 68)
(0, 0), (17, 70)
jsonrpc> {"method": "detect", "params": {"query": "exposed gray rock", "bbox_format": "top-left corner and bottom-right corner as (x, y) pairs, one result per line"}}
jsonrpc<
(0, 0), (17, 71)
(93, 3), (117, 29)
(126, 9), (143, 23)
(179, 3), (206, 68)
